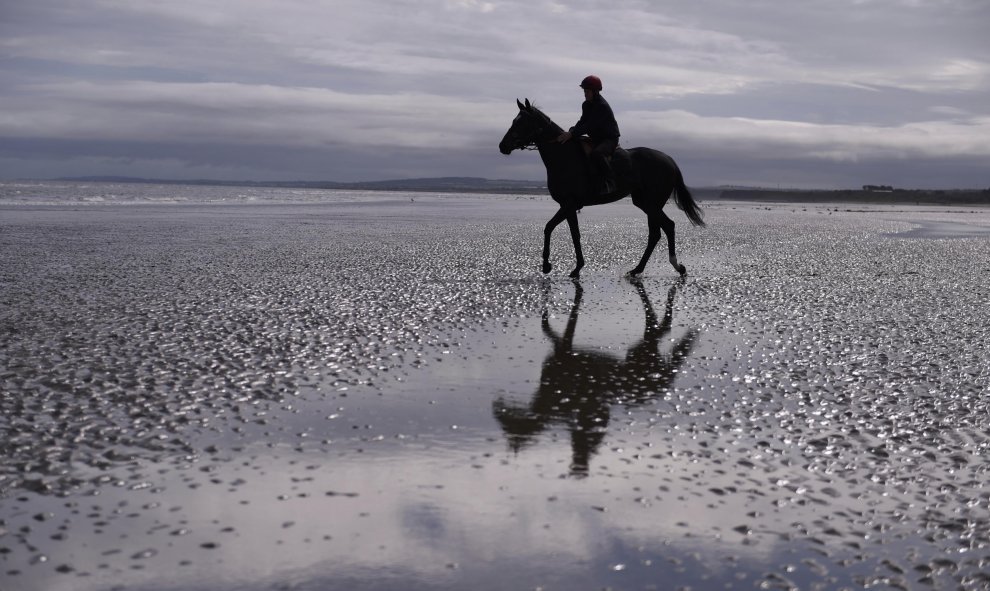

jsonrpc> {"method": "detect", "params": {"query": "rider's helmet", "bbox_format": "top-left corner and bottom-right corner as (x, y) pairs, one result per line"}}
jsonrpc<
(579, 75), (603, 91)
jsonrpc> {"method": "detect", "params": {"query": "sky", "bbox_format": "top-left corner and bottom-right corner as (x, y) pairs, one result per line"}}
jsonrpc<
(1, 0), (988, 189)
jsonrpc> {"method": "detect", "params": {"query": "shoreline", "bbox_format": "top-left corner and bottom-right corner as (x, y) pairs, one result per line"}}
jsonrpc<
(3, 178), (988, 207)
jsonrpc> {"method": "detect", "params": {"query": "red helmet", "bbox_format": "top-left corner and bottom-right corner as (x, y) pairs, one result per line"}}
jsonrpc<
(580, 75), (603, 91)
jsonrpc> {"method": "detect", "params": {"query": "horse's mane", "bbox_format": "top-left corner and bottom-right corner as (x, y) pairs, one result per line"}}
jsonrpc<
(524, 101), (562, 132)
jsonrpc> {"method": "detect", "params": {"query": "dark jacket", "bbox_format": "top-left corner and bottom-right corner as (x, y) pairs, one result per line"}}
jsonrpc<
(569, 94), (620, 142)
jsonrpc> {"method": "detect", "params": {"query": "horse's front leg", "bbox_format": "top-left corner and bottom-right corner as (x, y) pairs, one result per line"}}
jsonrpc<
(542, 208), (569, 274)
(564, 210), (585, 278)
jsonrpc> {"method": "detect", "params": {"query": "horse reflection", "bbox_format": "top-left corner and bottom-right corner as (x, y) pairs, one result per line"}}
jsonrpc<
(493, 278), (698, 477)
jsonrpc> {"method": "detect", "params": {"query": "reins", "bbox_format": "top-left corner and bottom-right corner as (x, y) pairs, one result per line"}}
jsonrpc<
(520, 135), (566, 150)
(512, 127), (551, 151)
(513, 109), (562, 151)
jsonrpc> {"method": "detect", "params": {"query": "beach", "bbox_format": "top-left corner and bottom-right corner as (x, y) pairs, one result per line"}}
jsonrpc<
(2, 187), (990, 590)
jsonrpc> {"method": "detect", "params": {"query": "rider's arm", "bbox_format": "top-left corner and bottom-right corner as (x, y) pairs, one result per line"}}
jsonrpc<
(569, 101), (592, 137)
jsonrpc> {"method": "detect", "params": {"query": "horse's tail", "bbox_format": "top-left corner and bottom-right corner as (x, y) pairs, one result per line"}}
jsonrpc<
(672, 165), (705, 227)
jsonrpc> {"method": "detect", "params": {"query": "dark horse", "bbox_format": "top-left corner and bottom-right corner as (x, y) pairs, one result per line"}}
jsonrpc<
(493, 278), (698, 477)
(499, 99), (705, 278)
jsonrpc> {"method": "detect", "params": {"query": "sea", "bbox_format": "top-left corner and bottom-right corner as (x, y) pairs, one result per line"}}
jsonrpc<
(0, 179), (431, 206)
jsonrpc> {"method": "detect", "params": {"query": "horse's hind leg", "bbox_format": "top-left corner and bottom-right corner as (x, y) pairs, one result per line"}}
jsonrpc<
(564, 210), (585, 278)
(628, 211), (686, 277)
(658, 210), (687, 276)
(628, 213), (661, 276)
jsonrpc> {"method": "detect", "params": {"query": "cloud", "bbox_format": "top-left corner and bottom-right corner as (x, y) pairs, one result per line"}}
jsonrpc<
(1, 0), (988, 186)
(630, 110), (990, 161)
(1, 81), (507, 148)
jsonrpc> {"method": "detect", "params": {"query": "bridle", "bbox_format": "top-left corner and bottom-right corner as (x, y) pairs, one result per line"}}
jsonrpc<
(508, 110), (556, 151)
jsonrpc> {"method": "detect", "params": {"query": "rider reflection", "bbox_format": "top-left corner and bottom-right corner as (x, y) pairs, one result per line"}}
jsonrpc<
(493, 278), (698, 477)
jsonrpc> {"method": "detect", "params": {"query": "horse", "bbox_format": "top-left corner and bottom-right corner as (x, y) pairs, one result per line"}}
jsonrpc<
(498, 99), (705, 278)
(493, 278), (698, 477)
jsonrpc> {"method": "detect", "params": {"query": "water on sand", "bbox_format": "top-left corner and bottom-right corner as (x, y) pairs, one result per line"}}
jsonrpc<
(1, 187), (989, 590)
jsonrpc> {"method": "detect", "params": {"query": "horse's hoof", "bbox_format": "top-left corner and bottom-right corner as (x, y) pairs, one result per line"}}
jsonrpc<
(627, 267), (644, 277)
(677, 264), (687, 276)
(568, 268), (581, 279)
(542, 262), (552, 274)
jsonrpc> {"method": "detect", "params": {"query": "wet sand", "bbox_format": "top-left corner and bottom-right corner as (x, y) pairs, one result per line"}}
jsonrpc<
(2, 196), (989, 590)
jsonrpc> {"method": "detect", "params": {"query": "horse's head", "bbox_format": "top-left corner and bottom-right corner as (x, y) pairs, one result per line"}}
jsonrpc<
(498, 98), (556, 155)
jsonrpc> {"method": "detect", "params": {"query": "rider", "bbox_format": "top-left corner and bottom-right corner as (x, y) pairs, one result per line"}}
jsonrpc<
(556, 75), (621, 195)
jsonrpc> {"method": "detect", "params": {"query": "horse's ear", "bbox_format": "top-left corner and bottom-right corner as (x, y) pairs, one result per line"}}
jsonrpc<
(517, 99), (524, 110)
(524, 98), (531, 109)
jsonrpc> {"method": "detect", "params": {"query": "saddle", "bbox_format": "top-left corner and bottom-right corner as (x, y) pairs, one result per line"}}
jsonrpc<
(579, 138), (632, 193)
(578, 137), (602, 159)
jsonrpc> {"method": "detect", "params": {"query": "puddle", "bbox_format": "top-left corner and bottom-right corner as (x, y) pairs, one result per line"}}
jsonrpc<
(887, 219), (990, 239)
(5, 277), (983, 591)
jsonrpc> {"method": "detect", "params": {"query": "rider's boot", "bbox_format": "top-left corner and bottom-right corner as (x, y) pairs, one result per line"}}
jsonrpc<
(596, 157), (617, 195)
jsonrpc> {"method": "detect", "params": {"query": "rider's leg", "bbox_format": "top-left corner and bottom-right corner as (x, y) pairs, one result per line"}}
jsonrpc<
(592, 140), (618, 194)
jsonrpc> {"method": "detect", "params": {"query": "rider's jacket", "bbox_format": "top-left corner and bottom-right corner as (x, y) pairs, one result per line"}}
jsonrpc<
(569, 94), (620, 143)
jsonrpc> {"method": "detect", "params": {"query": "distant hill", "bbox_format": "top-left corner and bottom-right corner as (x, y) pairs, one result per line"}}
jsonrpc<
(54, 176), (549, 194)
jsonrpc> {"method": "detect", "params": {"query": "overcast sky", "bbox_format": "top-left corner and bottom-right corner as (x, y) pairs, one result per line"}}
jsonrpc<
(1, 0), (988, 188)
